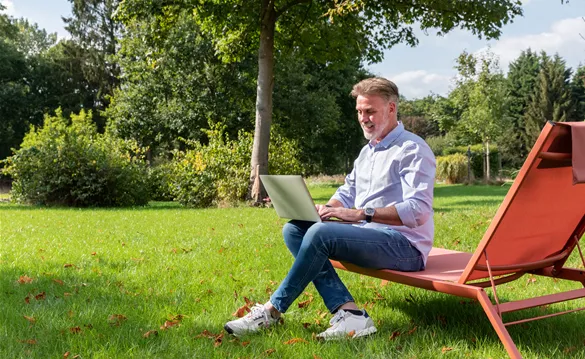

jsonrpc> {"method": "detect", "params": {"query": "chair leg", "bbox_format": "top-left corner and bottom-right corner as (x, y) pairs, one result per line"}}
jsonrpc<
(475, 289), (523, 359)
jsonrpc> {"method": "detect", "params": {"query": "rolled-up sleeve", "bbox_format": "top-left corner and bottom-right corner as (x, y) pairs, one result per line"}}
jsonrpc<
(394, 143), (436, 228)
(332, 168), (357, 208)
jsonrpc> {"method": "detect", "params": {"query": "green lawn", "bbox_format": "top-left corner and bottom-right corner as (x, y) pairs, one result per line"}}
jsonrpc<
(1, 184), (584, 358)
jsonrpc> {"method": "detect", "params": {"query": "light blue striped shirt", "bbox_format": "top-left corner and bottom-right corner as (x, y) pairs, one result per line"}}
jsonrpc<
(331, 122), (436, 265)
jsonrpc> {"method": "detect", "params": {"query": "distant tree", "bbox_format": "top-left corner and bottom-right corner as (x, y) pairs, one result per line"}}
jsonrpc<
(571, 64), (585, 121)
(63, 0), (122, 128)
(399, 95), (440, 139)
(454, 50), (506, 181)
(524, 53), (573, 147)
(7, 18), (57, 57)
(501, 49), (540, 167)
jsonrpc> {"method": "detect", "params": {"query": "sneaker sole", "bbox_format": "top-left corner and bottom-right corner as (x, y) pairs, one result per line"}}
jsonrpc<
(318, 326), (377, 341)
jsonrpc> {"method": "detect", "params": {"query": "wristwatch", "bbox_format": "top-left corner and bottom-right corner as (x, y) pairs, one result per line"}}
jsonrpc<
(364, 207), (375, 223)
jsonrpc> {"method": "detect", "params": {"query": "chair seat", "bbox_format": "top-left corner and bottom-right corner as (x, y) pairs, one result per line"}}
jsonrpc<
(417, 247), (473, 282)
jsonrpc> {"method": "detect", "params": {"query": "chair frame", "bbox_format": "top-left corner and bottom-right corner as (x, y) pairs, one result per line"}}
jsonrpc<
(331, 122), (585, 359)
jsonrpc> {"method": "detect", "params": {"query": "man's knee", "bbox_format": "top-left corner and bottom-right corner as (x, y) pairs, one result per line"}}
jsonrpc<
(304, 222), (332, 248)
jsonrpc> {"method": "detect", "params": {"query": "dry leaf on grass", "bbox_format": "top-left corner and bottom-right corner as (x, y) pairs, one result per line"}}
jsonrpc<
(407, 326), (417, 335)
(19, 339), (37, 345)
(214, 333), (224, 347)
(23, 316), (36, 324)
(53, 279), (64, 285)
(34, 292), (46, 301)
(283, 338), (308, 345)
(389, 331), (400, 340)
(232, 304), (251, 318)
(107, 314), (127, 326)
(69, 327), (82, 334)
(441, 347), (453, 353)
(264, 348), (276, 355)
(347, 330), (356, 338)
(160, 320), (180, 330)
(18, 276), (33, 284)
(143, 330), (158, 338)
(63, 264), (75, 268)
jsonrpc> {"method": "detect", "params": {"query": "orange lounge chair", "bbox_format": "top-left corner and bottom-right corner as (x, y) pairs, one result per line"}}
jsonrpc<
(330, 121), (585, 359)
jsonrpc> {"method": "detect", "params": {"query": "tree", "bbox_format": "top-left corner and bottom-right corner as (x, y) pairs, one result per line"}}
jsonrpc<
(571, 64), (585, 121)
(399, 95), (440, 139)
(501, 49), (540, 167)
(524, 53), (573, 147)
(117, 0), (522, 202)
(453, 50), (506, 181)
(63, 0), (122, 128)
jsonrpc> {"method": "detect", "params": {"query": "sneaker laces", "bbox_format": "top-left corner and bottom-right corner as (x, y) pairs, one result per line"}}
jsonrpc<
(329, 310), (346, 326)
(246, 304), (270, 324)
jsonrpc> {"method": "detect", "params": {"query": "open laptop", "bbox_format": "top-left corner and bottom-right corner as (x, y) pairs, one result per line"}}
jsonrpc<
(260, 175), (357, 223)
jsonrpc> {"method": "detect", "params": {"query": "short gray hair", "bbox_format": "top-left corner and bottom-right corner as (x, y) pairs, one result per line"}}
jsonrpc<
(350, 77), (399, 103)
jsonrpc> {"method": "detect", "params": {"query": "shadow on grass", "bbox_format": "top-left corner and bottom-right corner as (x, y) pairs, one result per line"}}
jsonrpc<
(379, 291), (585, 358)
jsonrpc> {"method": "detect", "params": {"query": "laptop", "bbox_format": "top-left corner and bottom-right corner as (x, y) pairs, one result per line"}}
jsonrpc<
(260, 175), (357, 223)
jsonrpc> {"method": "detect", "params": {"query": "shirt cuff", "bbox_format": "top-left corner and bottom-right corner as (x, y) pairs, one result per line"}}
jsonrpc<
(394, 201), (417, 228)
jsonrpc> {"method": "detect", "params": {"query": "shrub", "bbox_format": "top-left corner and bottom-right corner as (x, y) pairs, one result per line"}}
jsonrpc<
(148, 160), (174, 201)
(444, 144), (499, 179)
(4, 109), (150, 206)
(170, 124), (302, 207)
(436, 153), (469, 184)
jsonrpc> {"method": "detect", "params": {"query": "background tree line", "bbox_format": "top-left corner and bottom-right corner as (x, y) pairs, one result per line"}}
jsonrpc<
(1, 0), (581, 206)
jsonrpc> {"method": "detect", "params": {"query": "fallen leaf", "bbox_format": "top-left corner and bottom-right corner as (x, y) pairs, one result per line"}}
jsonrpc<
(195, 330), (219, 339)
(264, 349), (276, 355)
(107, 314), (127, 326)
(232, 304), (251, 318)
(283, 338), (307, 345)
(91, 252), (97, 256)
(64, 352), (70, 358)
(52, 278), (64, 285)
(23, 316), (36, 324)
(407, 326), (417, 335)
(442, 347), (453, 353)
(243, 297), (253, 306)
(302, 323), (311, 328)
(564, 346), (576, 354)
(241, 341), (250, 347)
(389, 331), (401, 340)
(143, 330), (158, 338)
(63, 264), (75, 268)
(18, 276), (33, 284)
(160, 320), (180, 330)
(24, 296), (30, 304)
(214, 333), (224, 347)
(298, 299), (312, 308)
(19, 339), (37, 345)
(347, 330), (356, 338)
(34, 292), (46, 301)
(69, 327), (82, 334)
(313, 355), (322, 359)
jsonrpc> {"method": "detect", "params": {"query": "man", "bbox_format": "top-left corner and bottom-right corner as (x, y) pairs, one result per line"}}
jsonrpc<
(225, 77), (436, 340)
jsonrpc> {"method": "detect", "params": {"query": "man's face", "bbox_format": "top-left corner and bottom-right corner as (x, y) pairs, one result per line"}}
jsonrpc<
(356, 94), (397, 143)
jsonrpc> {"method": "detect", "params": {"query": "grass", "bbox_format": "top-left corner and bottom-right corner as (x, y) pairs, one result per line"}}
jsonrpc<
(1, 184), (584, 358)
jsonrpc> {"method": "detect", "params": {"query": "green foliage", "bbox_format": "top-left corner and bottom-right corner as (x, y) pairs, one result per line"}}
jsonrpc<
(170, 125), (302, 207)
(444, 144), (500, 179)
(436, 153), (468, 184)
(571, 65), (585, 121)
(4, 109), (149, 207)
(148, 160), (174, 201)
(524, 53), (573, 147)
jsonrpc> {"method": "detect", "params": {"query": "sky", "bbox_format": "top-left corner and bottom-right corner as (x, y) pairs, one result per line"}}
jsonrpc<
(2, 0), (584, 99)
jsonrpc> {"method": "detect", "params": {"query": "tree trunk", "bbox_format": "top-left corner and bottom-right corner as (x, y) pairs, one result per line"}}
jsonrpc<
(485, 139), (491, 182)
(248, 0), (276, 203)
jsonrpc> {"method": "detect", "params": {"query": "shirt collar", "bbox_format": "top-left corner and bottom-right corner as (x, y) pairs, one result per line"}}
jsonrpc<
(369, 122), (404, 149)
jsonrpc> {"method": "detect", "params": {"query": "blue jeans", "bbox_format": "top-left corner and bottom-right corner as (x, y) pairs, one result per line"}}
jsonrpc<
(269, 220), (424, 314)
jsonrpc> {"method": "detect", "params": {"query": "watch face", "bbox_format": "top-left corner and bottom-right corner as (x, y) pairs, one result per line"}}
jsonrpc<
(365, 207), (375, 216)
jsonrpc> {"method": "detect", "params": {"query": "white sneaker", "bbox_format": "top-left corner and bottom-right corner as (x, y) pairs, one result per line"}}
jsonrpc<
(316, 309), (377, 341)
(224, 304), (281, 336)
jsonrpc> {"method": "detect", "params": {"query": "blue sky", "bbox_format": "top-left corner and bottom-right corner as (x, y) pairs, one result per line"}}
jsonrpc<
(2, 0), (584, 99)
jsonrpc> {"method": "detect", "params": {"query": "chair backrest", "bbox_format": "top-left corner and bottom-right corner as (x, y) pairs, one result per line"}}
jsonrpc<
(460, 122), (585, 283)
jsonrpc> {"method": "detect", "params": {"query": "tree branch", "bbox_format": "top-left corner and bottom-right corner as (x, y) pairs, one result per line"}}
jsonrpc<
(275, 0), (312, 19)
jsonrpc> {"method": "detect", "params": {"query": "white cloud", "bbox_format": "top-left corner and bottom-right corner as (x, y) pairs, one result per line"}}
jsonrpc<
(477, 17), (585, 71)
(389, 70), (454, 99)
(0, 0), (16, 16)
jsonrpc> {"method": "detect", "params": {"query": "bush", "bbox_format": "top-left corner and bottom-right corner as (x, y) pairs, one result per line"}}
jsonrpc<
(444, 144), (500, 179)
(170, 124), (302, 207)
(436, 153), (469, 184)
(4, 109), (150, 206)
(148, 160), (174, 201)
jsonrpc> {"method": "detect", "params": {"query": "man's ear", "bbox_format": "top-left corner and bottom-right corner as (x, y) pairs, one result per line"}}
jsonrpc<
(388, 101), (396, 114)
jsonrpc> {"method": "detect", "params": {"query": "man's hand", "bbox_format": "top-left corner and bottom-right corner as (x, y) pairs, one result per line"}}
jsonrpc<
(316, 204), (364, 222)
